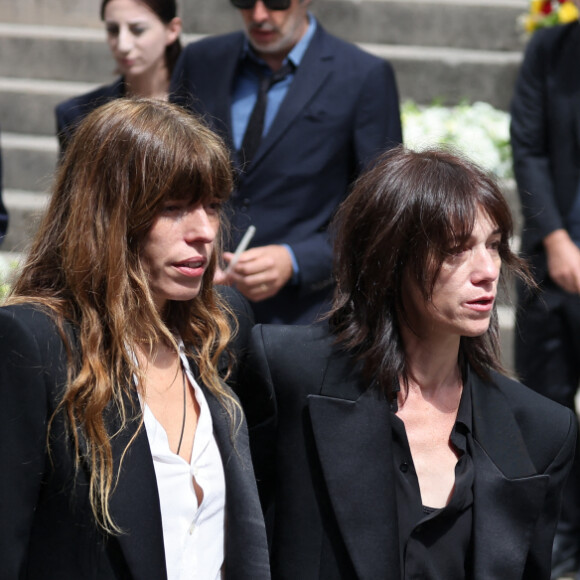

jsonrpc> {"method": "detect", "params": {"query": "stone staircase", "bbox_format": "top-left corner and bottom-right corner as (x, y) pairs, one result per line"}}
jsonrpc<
(0, 0), (528, 252)
(0, 0), (528, 365)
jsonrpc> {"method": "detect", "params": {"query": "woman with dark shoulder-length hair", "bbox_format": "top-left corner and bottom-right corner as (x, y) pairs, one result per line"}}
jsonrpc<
(56, 0), (182, 153)
(239, 146), (576, 579)
(0, 98), (269, 580)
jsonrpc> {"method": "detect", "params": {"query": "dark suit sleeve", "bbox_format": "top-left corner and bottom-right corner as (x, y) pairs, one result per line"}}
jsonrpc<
(353, 58), (402, 167)
(170, 46), (204, 115)
(216, 285), (255, 385)
(0, 309), (51, 578)
(510, 30), (563, 240)
(235, 325), (277, 503)
(526, 407), (577, 576)
(169, 48), (188, 106)
(55, 101), (74, 154)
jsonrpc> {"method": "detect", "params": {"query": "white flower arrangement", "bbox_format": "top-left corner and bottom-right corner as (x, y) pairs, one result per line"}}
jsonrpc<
(401, 100), (513, 179)
(0, 254), (20, 303)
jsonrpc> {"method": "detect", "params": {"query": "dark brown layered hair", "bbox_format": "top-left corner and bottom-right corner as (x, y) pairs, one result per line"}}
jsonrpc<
(101, 0), (182, 74)
(9, 98), (235, 533)
(329, 146), (533, 399)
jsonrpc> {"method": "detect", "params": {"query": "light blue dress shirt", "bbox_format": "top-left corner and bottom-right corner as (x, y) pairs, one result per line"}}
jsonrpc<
(231, 14), (317, 150)
(230, 14), (317, 281)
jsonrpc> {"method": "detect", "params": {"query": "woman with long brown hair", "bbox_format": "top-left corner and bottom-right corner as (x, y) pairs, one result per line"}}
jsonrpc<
(1, 98), (269, 580)
(239, 146), (576, 579)
(56, 0), (182, 152)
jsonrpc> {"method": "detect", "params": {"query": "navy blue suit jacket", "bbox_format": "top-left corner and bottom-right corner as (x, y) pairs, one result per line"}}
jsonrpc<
(55, 77), (124, 153)
(171, 25), (402, 324)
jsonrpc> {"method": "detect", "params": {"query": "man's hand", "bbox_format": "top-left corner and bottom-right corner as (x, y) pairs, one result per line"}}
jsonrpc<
(219, 245), (294, 302)
(544, 229), (580, 294)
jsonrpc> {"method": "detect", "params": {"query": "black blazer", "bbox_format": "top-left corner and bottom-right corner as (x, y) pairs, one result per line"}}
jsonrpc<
(238, 324), (577, 579)
(0, 298), (269, 580)
(55, 77), (125, 153)
(511, 22), (580, 282)
(171, 25), (402, 324)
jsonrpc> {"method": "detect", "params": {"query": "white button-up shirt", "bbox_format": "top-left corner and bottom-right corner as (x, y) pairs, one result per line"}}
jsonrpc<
(142, 343), (226, 580)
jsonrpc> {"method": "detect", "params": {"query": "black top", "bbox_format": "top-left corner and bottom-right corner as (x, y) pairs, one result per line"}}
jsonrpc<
(391, 376), (474, 579)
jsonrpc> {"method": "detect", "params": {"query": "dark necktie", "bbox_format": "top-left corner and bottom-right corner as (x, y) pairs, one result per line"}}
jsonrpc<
(240, 61), (295, 166)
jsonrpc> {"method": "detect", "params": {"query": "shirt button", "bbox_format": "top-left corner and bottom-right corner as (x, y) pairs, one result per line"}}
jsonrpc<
(400, 461), (409, 473)
(188, 521), (195, 535)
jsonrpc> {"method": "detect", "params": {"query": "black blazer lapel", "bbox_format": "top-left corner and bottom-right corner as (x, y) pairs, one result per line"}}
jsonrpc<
(106, 394), (168, 580)
(470, 374), (549, 580)
(248, 25), (334, 171)
(307, 352), (400, 580)
(203, 385), (270, 580)
(60, 319), (167, 579)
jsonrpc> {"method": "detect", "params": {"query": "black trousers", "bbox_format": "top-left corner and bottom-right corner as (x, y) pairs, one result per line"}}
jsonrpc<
(515, 280), (580, 535)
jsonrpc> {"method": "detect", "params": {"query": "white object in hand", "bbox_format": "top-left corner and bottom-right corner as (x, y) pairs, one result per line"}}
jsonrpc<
(225, 225), (256, 274)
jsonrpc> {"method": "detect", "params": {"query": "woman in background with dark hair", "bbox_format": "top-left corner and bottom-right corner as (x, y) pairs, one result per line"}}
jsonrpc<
(0, 98), (269, 580)
(239, 146), (576, 579)
(55, 0), (182, 153)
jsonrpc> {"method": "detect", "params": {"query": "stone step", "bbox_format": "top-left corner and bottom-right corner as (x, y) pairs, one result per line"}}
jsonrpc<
(1, 189), (50, 253)
(0, 0), (528, 52)
(0, 77), (99, 135)
(0, 38), (520, 142)
(2, 132), (57, 193)
(0, 23), (117, 83)
(192, 0), (528, 52)
(366, 42), (521, 110)
(311, 0), (527, 52)
(0, 24), (206, 82)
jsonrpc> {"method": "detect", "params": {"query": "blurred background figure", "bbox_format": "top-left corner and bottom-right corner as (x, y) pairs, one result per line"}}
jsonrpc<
(510, 3), (580, 578)
(171, 0), (402, 325)
(55, 0), (182, 153)
(0, 98), (269, 580)
(0, 128), (8, 245)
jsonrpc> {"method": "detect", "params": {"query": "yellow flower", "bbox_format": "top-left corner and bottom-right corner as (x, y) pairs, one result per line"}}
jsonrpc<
(530, 0), (545, 14)
(558, 1), (579, 23)
(523, 14), (538, 32)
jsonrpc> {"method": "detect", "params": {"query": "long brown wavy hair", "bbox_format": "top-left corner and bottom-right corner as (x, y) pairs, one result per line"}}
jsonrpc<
(8, 98), (236, 533)
(329, 146), (534, 400)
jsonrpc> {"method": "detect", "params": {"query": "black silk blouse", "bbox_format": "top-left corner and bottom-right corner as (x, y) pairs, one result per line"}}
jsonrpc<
(391, 377), (475, 579)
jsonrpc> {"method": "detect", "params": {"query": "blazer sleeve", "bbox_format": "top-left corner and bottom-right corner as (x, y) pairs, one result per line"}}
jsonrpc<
(510, 30), (563, 241)
(234, 325), (277, 505)
(526, 407), (577, 577)
(0, 309), (53, 578)
(216, 285), (255, 385)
